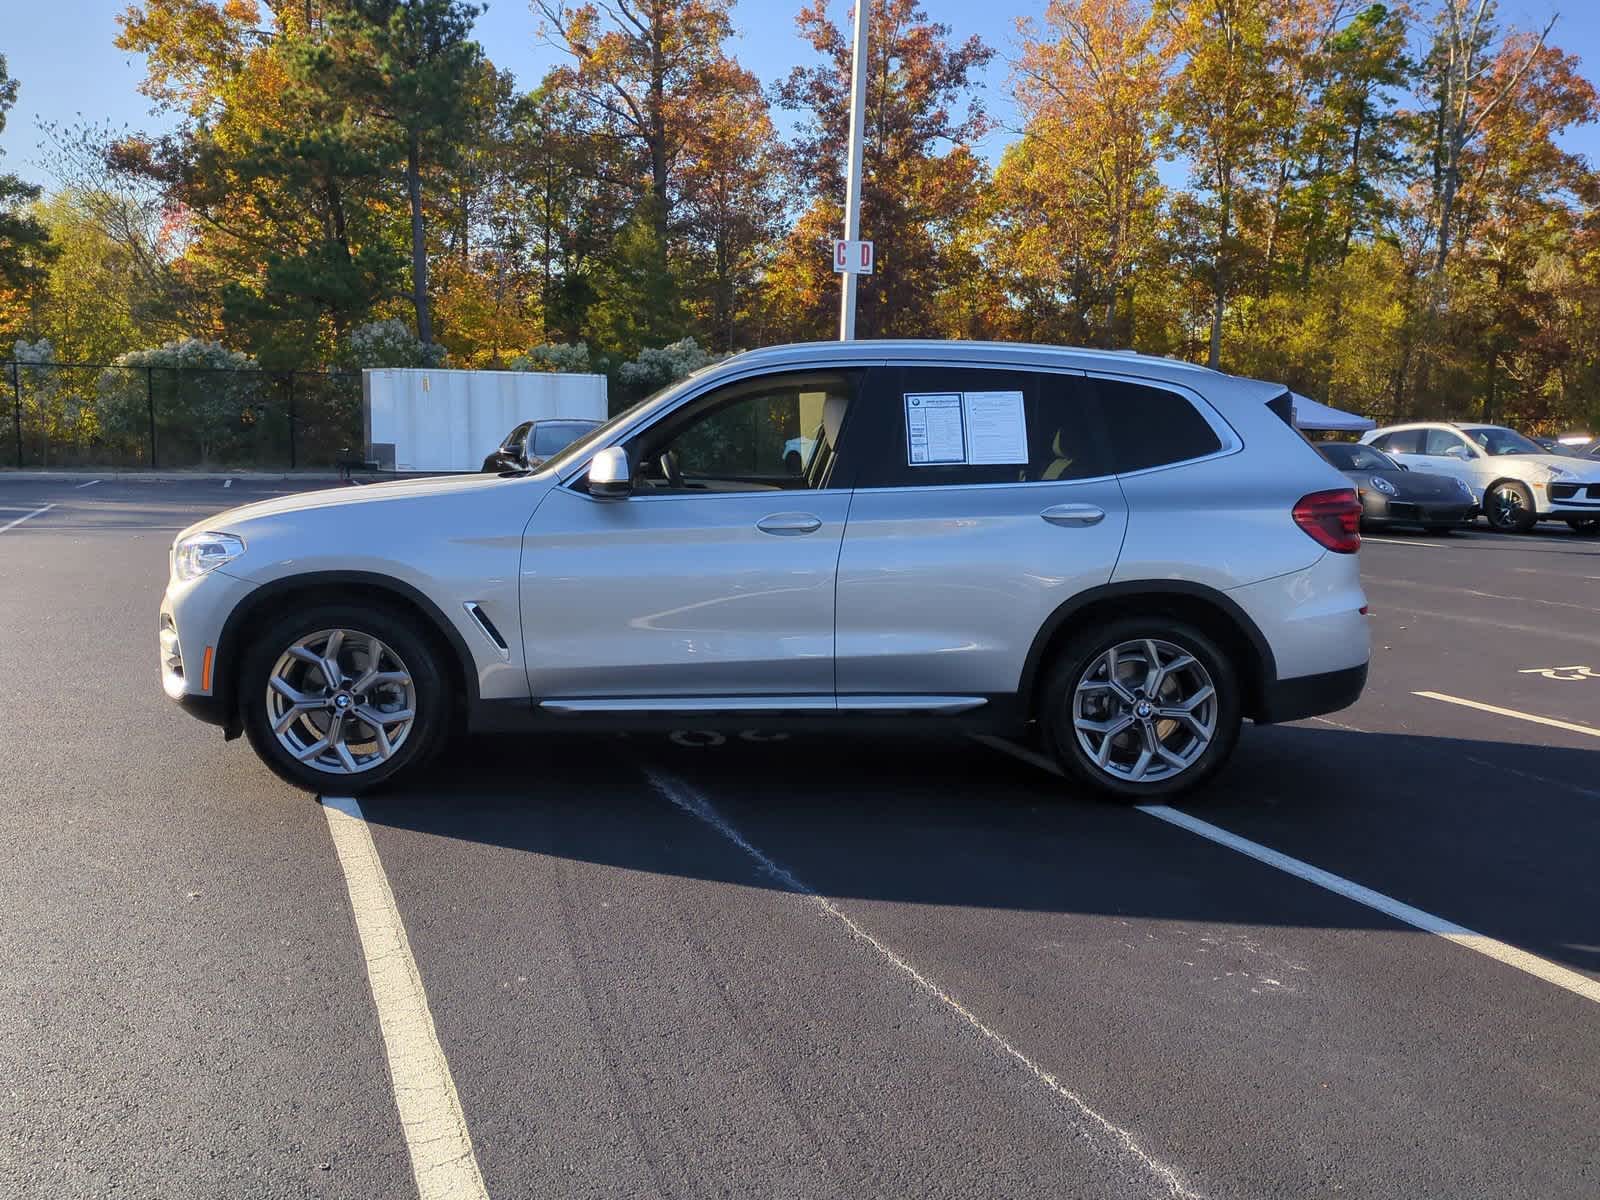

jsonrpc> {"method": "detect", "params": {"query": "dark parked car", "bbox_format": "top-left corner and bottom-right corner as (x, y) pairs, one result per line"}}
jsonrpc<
(481, 418), (600, 473)
(1317, 441), (1478, 532)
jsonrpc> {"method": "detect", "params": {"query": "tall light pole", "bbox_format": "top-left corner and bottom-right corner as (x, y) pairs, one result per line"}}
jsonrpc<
(839, 0), (870, 341)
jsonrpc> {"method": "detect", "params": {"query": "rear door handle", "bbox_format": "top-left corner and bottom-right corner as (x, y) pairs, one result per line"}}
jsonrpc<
(1040, 503), (1106, 528)
(756, 512), (823, 536)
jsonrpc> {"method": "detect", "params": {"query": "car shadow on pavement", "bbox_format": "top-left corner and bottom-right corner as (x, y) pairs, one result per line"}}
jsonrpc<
(354, 722), (1600, 977)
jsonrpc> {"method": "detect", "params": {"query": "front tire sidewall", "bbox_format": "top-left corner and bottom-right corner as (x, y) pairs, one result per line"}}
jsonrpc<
(241, 604), (448, 794)
(1486, 482), (1537, 533)
(1042, 620), (1242, 802)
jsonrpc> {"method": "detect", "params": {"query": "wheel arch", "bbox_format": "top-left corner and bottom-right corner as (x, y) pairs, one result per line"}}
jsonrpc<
(213, 571), (479, 738)
(1019, 581), (1277, 723)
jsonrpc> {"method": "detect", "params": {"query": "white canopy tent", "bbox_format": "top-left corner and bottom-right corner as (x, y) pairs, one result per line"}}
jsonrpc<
(1290, 392), (1375, 433)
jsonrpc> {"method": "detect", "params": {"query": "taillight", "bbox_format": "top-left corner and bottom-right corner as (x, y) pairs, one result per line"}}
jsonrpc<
(1293, 488), (1361, 553)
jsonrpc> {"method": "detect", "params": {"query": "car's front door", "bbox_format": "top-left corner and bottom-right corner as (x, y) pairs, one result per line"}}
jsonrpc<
(833, 364), (1129, 703)
(519, 371), (862, 705)
(1410, 427), (1484, 489)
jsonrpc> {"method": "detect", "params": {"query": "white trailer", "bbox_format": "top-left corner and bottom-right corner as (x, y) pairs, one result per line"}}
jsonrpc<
(363, 368), (608, 472)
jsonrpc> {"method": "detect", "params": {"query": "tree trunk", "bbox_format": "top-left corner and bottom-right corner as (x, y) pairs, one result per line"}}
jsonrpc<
(1208, 189), (1231, 369)
(407, 128), (432, 346)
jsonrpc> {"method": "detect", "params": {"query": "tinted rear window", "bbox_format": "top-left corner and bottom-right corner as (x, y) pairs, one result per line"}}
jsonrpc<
(1093, 379), (1223, 472)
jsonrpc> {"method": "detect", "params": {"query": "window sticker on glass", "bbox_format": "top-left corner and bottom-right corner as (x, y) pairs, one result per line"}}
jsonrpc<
(961, 390), (1028, 464)
(906, 392), (966, 464)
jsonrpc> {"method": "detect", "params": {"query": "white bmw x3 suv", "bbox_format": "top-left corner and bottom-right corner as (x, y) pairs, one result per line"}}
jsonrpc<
(161, 341), (1370, 800)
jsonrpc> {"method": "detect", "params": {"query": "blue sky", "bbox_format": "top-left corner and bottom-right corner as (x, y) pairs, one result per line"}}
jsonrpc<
(1, 0), (1594, 187)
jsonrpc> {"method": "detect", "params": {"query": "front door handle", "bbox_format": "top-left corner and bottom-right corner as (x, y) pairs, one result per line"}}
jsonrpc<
(1040, 503), (1106, 528)
(756, 512), (823, 536)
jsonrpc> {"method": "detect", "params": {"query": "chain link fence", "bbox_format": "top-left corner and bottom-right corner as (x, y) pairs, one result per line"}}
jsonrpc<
(1, 362), (363, 470)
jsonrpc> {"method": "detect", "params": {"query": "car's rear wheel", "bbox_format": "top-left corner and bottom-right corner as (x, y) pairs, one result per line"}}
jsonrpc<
(1485, 481), (1537, 533)
(240, 604), (448, 794)
(1040, 619), (1242, 801)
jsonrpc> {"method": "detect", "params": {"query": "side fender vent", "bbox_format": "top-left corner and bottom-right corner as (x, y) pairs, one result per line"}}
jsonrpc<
(465, 602), (509, 652)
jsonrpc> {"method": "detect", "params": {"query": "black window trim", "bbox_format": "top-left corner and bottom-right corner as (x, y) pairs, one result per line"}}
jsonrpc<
(1081, 368), (1241, 478)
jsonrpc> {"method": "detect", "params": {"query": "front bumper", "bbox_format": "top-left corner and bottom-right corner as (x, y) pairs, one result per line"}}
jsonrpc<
(1544, 481), (1600, 516)
(160, 568), (256, 728)
(1359, 493), (1476, 526)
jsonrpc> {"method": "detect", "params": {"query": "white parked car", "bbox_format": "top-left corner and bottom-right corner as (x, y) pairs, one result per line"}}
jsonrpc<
(1360, 422), (1600, 534)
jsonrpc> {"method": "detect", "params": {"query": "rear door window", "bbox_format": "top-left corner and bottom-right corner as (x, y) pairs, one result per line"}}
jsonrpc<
(854, 366), (1109, 488)
(1090, 378), (1224, 473)
(1373, 429), (1423, 454)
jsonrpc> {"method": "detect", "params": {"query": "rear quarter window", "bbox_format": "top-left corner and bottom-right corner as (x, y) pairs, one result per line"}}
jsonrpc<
(1092, 379), (1224, 473)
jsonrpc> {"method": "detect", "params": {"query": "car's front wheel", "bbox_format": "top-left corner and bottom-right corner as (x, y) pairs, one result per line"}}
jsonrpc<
(1040, 619), (1242, 801)
(240, 603), (449, 793)
(1485, 481), (1537, 533)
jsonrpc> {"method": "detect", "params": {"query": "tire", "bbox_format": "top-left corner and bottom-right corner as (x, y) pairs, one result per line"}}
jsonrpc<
(1566, 517), (1600, 536)
(1039, 618), (1243, 802)
(240, 602), (449, 794)
(1484, 481), (1537, 533)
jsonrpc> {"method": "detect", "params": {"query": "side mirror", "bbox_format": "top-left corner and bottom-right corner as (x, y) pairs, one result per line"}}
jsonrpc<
(587, 445), (632, 499)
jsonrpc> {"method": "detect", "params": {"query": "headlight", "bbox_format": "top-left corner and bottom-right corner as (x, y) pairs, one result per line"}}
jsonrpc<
(1370, 476), (1397, 496)
(1547, 466), (1575, 482)
(172, 532), (245, 581)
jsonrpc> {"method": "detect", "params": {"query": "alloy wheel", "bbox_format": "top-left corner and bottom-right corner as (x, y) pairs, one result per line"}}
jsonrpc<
(265, 628), (416, 775)
(1488, 485), (1526, 530)
(1072, 638), (1218, 784)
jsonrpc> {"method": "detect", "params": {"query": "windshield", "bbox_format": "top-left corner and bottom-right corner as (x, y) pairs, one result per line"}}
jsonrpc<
(1463, 426), (1543, 456)
(531, 420), (599, 457)
(1319, 442), (1398, 472)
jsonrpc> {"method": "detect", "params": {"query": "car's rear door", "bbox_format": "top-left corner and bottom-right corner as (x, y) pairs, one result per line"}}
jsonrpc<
(833, 363), (1128, 705)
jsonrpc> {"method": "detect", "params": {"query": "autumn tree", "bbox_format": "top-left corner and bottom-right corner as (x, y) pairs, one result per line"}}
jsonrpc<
(1417, 0), (1554, 291)
(771, 0), (994, 340)
(314, 0), (487, 348)
(113, 0), (407, 362)
(533, 0), (762, 350)
(1160, 0), (1281, 367)
(674, 64), (784, 349)
(0, 54), (55, 331)
(997, 0), (1174, 345)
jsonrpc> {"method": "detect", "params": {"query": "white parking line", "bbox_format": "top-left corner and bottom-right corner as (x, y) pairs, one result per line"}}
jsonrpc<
(1414, 691), (1600, 740)
(1361, 535), (1449, 549)
(644, 766), (1200, 1200)
(320, 796), (489, 1200)
(972, 737), (1600, 1007)
(1138, 805), (1600, 1006)
(0, 503), (54, 534)
(75, 479), (101, 489)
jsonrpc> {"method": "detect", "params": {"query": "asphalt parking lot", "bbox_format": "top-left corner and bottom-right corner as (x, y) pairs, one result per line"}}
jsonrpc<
(2, 475), (1597, 1200)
